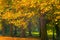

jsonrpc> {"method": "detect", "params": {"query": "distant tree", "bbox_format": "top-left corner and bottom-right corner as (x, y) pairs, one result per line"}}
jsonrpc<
(27, 20), (32, 36)
(20, 25), (26, 37)
(55, 20), (60, 40)
(1, 19), (6, 35)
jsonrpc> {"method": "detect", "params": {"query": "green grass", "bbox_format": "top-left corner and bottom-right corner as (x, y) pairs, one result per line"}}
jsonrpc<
(26, 30), (56, 38)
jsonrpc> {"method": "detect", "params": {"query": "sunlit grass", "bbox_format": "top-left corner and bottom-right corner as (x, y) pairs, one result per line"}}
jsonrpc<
(26, 30), (56, 37)
(32, 32), (39, 34)
(47, 30), (56, 36)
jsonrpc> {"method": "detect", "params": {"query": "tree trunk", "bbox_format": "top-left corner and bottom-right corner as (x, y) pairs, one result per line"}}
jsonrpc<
(53, 27), (55, 40)
(40, 15), (48, 40)
(28, 21), (32, 36)
(20, 26), (26, 37)
(38, 18), (41, 37)
(55, 24), (60, 40)
(2, 26), (5, 35)
(2, 19), (6, 35)
(10, 23), (13, 36)
(14, 26), (17, 37)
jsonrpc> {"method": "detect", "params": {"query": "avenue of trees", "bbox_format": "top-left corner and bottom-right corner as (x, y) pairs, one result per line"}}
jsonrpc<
(0, 0), (60, 40)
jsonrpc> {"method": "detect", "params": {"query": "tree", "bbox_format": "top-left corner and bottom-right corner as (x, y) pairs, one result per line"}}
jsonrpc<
(40, 13), (48, 40)
(1, 19), (5, 35)
(27, 20), (32, 36)
(20, 25), (26, 37)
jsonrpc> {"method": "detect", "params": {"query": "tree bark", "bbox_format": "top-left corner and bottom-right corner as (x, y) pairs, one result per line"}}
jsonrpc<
(28, 21), (32, 36)
(55, 23), (60, 40)
(20, 25), (26, 37)
(14, 26), (17, 37)
(2, 26), (5, 35)
(10, 23), (13, 36)
(40, 14), (48, 40)
(2, 19), (6, 35)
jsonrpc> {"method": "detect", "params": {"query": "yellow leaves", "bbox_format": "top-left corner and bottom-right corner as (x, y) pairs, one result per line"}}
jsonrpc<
(54, 12), (60, 14)
(12, 2), (21, 10)
(27, 13), (33, 18)
(30, 0), (37, 7)
(47, 0), (60, 5)
(21, 0), (27, 2)
(10, 18), (27, 28)
(0, 6), (4, 12)
(51, 0), (55, 3)
(40, 2), (47, 7)
(0, 24), (2, 30)
(10, 20), (15, 24)
(6, 11), (35, 28)
(1, 0), (60, 29)
(20, 20), (26, 26)
(20, 0), (32, 7)
(32, 20), (37, 26)
(55, 19), (58, 21)
(56, 16), (60, 19)
(16, 11), (27, 17)
(14, 11), (22, 18)
(27, 12), (35, 18)
(56, 5), (60, 9)
(30, 4), (35, 8)
(13, 0), (38, 8)
(2, 11), (14, 19)
(40, 2), (48, 10)
(0, 0), (4, 12)
(40, 1), (52, 14)
(2, 11), (27, 20)
(55, 16), (60, 22)
(41, 6), (51, 14)
(54, 12), (60, 20)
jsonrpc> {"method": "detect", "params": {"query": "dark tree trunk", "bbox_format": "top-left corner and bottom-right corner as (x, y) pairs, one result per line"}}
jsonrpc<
(2, 26), (5, 35)
(40, 14), (48, 40)
(20, 25), (26, 37)
(28, 21), (32, 36)
(38, 18), (41, 37)
(55, 24), (60, 40)
(14, 26), (17, 37)
(9, 23), (13, 36)
(53, 27), (55, 40)
(2, 19), (6, 35)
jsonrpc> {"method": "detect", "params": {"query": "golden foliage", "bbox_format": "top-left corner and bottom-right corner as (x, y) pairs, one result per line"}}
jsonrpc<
(0, 0), (60, 28)
(2, 11), (14, 19)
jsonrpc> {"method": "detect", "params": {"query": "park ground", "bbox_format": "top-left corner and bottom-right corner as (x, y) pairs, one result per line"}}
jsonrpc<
(0, 36), (40, 40)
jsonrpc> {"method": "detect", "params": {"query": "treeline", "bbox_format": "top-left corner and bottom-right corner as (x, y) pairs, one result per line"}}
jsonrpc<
(0, 0), (60, 40)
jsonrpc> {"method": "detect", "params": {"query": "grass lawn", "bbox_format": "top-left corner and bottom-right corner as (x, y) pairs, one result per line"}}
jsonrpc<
(26, 30), (56, 38)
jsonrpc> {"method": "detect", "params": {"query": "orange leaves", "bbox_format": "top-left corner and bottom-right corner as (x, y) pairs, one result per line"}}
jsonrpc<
(0, 0), (60, 29)
(56, 5), (60, 9)
(2, 11), (14, 19)
(0, 0), (2, 4)
(2, 11), (26, 20)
